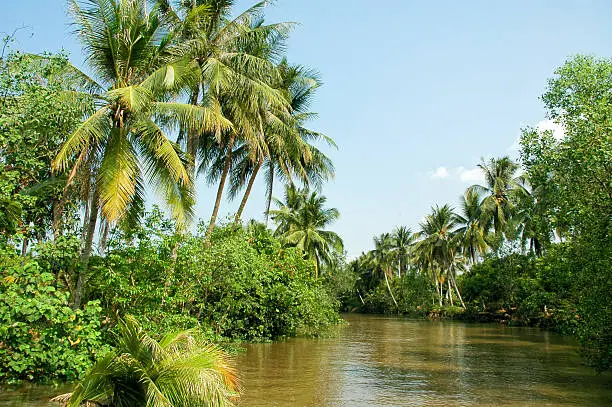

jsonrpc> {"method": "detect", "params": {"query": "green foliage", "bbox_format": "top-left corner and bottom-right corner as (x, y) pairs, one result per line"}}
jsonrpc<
(364, 272), (433, 316)
(270, 185), (343, 278)
(0, 51), (91, 242)
(86, 210), (340, 341)
(60, 316), (239, 407)
(0, 252), (108, 383)
(520, 55), (612, 371)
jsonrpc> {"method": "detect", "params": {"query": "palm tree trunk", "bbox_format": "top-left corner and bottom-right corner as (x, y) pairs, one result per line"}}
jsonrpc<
(205, 134), (235, 242)
(265, 162), (274, 226)
(234, 157), (263, 225)
(21, 237), (28, 257)
(185, 89), (200, 182)
(98, 219), (110, 255)
(450, 269), (466, 308)
(53, 150), (87, 239)
(447, 278), (454, 306)
(74, 193), (98, 310)
(384, 269), (399, 310)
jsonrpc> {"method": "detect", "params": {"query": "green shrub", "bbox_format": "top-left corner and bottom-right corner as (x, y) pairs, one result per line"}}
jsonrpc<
(86, 213), (340, 341)
(364, 272), (433, 316)
(0, 255), (109, 383)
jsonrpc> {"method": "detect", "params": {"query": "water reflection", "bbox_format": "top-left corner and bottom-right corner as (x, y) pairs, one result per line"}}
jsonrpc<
(235, 314), (611, 407)
(2, 315), (610, 406)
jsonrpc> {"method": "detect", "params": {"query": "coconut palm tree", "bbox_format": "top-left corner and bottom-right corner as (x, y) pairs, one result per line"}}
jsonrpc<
(53, 0), (231, 307)
(270, 185), (343, 278)
(368, 233), (399, 308)
(468, 156), (527, 236)
(414, 204), (465, 308)
(54, 316), (239, 407)
(390, 226), (416, 277)
(229, 60), (335, 225)
(158, 1), (294, 240)
(455, 189), (489, 264)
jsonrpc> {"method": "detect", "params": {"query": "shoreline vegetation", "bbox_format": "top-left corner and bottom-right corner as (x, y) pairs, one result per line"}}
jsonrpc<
(0, 0), (610, 405)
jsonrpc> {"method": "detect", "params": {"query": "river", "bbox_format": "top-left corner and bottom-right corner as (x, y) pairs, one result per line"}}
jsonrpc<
(2, 314), (611, 406)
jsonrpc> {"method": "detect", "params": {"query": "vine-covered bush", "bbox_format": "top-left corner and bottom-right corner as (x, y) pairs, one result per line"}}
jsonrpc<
(0, 253), (108, 383)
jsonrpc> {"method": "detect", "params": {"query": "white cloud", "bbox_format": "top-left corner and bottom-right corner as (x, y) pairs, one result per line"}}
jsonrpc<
(536, 119), (565, 141)
(509, 118), (566, 151)
(457, 166), (485, 183)
(431, 166), (449, 179)
(429, 166), (484, 184)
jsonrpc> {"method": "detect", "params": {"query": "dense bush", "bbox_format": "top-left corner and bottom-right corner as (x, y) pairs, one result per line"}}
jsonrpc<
(84, 211), (340, 341)
(0, 250), (108, 383)
(363, 272), (433, 316)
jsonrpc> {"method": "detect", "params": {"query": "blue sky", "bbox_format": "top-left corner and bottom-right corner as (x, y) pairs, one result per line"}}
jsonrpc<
(2, 1), (611, 257)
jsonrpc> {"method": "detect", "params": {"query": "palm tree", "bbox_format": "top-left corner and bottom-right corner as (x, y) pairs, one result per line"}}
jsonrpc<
(54, 316), (239, 407)
(159, 1), (294, 240)
(510, 178), (551, 256)
(414, 204), (465, 308)
(455, 189), (489, 264)
(270, 185), (343, 278)
(469, 156), (527, 236)
(229, 60), (335, 225)
(53, 0), (230, 308)
(368, 233), (399, 308)
(390, 226), (416, 277)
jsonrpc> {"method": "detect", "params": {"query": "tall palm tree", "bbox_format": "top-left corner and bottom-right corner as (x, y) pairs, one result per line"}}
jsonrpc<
(414, 204), (465, 308)
(54, 316), (239, 407)
(159, 1), (294, 240)
(368, 233), (399, 308)
(468, 156), (527, 236)
(390, 226), (416, 277)
(455, 189), (489, 264)
(53, 0), (230, 307)
(229, 60), (335, 225)
(510, 178), (551, 256)
(270, 185), (343, 278)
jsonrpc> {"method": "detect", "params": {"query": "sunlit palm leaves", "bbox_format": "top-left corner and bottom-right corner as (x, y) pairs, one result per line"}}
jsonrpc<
(54, 0), (232, 227)
(57, 316), (239, 407)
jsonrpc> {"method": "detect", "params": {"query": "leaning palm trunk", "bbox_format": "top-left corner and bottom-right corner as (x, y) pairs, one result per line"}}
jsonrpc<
(234, 157), (263, 225)
(450, 268), (466, 308)
(206, 134), (235, 242)
(384, 269), (399, 310)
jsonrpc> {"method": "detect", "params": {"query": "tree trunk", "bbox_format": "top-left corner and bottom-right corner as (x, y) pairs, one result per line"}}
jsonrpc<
(450, 269), (466, 309)
(53, 150), (87, 240)
(185, 89), (200, 182)
(80, 192), (91, 247)
(98, 219), (110, 255)
(384, 269), (399, 310)
(20, 237), (28, 257)
(264, 162), (274, 226)
(234, 157), (263, 225)
(447, 278), (454, 306)
(205, 134), (235, 242)
(73, 196), (98, 310)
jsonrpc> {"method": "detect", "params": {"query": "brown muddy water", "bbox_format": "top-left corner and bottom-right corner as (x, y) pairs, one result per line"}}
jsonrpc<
(2, 314), (611, 406)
